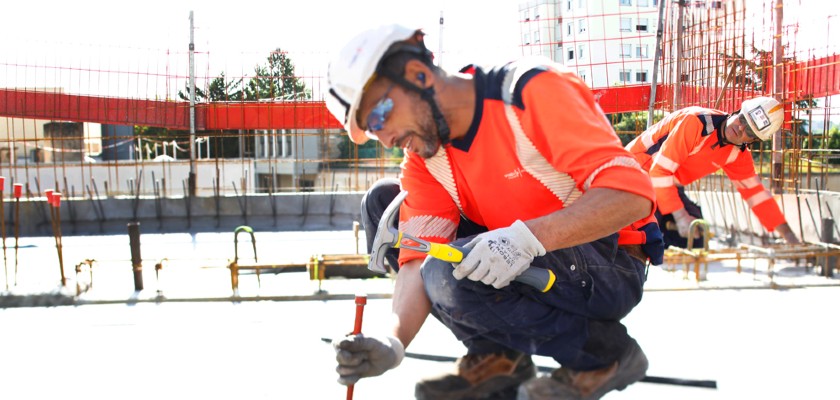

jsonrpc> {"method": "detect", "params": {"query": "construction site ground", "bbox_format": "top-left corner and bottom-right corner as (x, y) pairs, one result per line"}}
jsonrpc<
(1, 230), (838, 399)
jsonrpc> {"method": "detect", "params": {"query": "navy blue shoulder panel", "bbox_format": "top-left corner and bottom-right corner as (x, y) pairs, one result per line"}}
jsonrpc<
(481, 63), (549, 109)
(511, 67), (549, 110)
(693, 113), (729, 137)
(645, 136), (667, 156)
(450, 63), (549, 152)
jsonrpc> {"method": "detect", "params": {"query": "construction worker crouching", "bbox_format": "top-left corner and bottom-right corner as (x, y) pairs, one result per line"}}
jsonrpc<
(327, 24), (662, 399)
(626, 96), (800, 249)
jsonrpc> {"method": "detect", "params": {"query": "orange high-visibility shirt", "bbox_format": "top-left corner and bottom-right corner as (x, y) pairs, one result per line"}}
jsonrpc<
(397, 63), (655, 265)
(625, 106), (786, 232)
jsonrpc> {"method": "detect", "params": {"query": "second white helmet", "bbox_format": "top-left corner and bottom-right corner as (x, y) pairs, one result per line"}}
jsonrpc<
(740, 96), (784, 141)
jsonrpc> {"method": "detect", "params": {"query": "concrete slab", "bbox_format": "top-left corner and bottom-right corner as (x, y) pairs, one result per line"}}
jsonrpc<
(1, 231), (839, 399)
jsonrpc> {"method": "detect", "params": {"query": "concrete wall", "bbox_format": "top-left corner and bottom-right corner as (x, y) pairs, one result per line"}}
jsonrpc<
(4, 192), (366, 237)
(7, 187), (839, 246)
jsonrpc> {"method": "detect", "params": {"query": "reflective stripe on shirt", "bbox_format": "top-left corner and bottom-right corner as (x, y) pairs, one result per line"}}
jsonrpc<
(653, 153), (679, 173)
(733, 175), (762, 190)
(651, 175), (677, 188)
(424, 147), (464, 214)
(583, 156), (642, 191)
(399, 214), (458, 242)
(745, 190), (773, 208)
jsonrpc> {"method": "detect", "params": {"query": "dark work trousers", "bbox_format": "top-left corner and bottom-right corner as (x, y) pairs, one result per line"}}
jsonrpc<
(655, 186), (704, 249)
(362, 178), (646, 371)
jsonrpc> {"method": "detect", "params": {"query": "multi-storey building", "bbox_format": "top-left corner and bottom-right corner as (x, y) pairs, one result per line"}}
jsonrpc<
(518, 0), (660, 89)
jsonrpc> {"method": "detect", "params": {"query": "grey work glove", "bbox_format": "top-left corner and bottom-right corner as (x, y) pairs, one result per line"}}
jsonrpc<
(453, 220), (546, 289)
(333, 334), (405, 385)
(672, 208), (698, 239)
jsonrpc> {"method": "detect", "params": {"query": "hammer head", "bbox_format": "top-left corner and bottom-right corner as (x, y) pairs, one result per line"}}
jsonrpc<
(368, 190), (408, 273)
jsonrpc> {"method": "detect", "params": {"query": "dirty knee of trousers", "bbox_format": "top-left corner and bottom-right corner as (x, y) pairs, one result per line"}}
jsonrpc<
(420, 256), (463, 309)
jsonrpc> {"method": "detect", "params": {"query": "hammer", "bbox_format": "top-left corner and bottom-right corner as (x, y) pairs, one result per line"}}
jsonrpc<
(368, 191), (555, 292)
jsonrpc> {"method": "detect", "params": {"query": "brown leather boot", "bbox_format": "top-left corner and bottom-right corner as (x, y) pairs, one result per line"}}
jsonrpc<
(517, 339), (648, 400)
(415, 352), (537, 400)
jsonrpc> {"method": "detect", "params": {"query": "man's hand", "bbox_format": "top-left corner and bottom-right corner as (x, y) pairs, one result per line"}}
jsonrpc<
(775, 222), (801, 245)
(333, 334), (405, 385)
(453, 220), (546, 289)
(671, 208), (698, 239)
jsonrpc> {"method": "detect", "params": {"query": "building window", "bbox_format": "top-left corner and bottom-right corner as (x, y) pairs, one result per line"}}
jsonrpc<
(567, 47), (575, 61)
(578, 69), (587, 82)
(636, 18), (649, 32)
(636, 70), (648, 82)
(620, 18), (632, 32)
(524, 33), (530, 45)
(621, 44), (631, 57)
(636, 44), (648, 58)
(637, 0), (649, 6)
(578, 44), (585, 59)
(578, 19), (586, 33)
(534, 7), (539, 19)
(578, 0), (584, 8)
(534, 31), (540, 43)
(620, 0), (632, 5)
(524, 9), (529, 21)
(566, 0), (572, 11)
(619, 70), (631, 83)
(566, 22), (573, 36)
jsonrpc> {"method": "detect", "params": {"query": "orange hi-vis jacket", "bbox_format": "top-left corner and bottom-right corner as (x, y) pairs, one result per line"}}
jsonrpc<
(396, 59), (656, 266)
(625, 106), (786, 232)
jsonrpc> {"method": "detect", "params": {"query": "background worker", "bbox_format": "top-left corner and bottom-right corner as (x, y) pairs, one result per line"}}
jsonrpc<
(625, 96), (800, 249)
(326, 24), (662, 399)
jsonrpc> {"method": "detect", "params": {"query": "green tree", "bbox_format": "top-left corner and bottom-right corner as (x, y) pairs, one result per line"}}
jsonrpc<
(826, 125), (840, 165)
(178, 72), (243, 102)
(244, 48), (310, 101)
(207, 72), (244, 101)
(177, 82), (207, 102)
(608, 111), (663, 146)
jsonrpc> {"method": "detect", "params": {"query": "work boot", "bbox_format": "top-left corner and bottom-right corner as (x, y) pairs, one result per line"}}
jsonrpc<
(415, 351), (536, 400)
(516, 339), (648, 400)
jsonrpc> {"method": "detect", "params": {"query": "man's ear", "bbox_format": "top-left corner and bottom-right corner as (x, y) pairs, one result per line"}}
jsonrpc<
(404, 59), (433, 88)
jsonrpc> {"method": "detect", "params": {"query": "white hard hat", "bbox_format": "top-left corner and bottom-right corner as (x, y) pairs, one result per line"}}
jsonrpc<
(740, 96), (784, 141)
(326, 24), (418, 144)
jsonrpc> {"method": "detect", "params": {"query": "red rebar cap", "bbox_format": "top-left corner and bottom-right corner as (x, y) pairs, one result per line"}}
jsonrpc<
(13, 183), (22, 198)
(45, 189), (54, 205)
(52, 192), (62, 208)
(354, 294), (367, 305)
(0, 176), (5, 189)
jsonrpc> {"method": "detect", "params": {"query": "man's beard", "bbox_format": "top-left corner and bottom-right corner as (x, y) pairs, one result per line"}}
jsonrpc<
(413, 102), (442, 159)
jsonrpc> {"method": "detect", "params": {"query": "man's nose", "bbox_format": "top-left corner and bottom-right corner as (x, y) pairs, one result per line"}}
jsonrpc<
(377, 130), (396, 148)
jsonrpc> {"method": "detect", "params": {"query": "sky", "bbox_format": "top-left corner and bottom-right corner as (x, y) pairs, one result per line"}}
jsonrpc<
(1, 0), (838, 109)
(0, 0), (523, 99)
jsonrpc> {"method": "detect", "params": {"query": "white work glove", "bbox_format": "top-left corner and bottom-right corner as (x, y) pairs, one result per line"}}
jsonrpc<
(333, 334), (405, 385)
(671, 208), (698, 239)
(453, 220), (546, 289)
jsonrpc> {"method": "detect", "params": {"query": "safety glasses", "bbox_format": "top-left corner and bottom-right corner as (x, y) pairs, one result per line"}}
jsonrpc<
(737, 113), (760, 141)
(364, 84), (395, 138)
